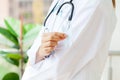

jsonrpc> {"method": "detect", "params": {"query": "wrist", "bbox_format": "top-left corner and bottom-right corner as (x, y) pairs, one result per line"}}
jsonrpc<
(35, 49), (45, 63)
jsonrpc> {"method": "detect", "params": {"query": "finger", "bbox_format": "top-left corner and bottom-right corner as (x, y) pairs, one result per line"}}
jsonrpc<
(42, 35), (64, 42)
(41, 32), (67, 43)
(52, 32), (67, 39)
(42, 41), (58, 48)
(42, 32), (67, 39)
(43, 47), (54, 54)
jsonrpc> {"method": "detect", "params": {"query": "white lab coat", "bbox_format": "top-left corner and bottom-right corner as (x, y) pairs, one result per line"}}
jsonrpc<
(22, 0), (116, 80)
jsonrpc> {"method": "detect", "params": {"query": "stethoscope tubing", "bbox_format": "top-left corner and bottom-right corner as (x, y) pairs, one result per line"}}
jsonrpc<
(44, 0), (74, 27)
(43, 0), (75, 58)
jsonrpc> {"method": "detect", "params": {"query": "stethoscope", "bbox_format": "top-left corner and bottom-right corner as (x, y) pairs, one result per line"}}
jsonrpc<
(43, 0), (75, 58)
(43, 0), (75, 33)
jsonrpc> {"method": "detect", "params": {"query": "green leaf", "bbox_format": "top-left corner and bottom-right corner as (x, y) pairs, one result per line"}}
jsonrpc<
(23, 54), (28, 63)
(23, 25), (41, 50)
(4, 18), (19, 37)
(6, 53), (21, 60)
(23, 24), (36, 35)
(12, 45), (20, 49)
(4, 57), (20, 67)
(0, 51), (8, 56)
(0, 51), (21, 66)
(0, 51), (22, 60)
(2, 72), (19, 80)
(0, 27), (19, 48)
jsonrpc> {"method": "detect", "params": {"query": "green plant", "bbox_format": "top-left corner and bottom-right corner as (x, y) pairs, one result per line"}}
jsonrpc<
(2, 72), (19, 80)
(0, 17), (42, 80)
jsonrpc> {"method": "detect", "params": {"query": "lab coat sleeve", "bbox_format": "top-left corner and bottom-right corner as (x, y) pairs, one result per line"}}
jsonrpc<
(54, 0), (116, 78)
(26, 27), (44, 67)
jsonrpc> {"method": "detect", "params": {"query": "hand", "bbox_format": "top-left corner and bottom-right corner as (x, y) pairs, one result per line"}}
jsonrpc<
(36, 32), (67, 63)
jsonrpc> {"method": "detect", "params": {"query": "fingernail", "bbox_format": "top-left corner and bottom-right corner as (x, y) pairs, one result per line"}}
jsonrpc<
(63, 34), (67, 38)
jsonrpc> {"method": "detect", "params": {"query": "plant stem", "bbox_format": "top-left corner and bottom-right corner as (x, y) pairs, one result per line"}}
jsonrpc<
(20, 15), (24, 76)
(112, 0), (116, 8)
